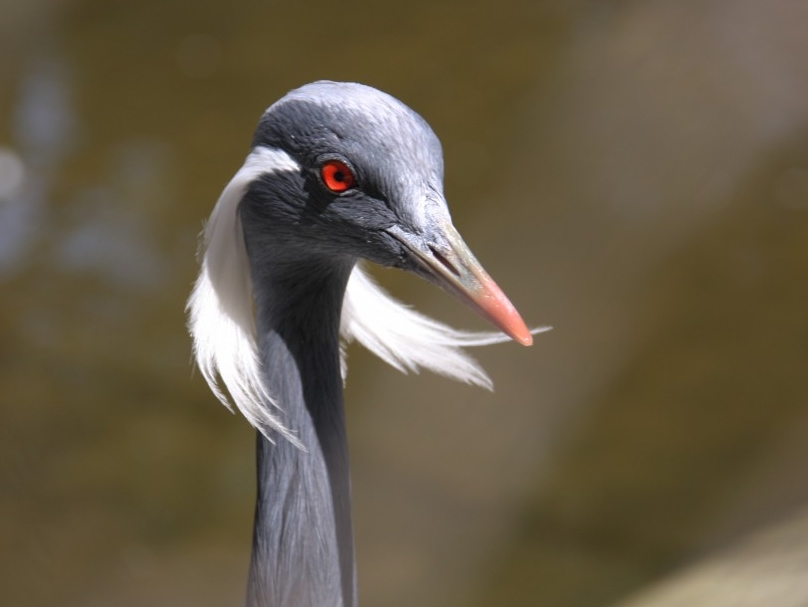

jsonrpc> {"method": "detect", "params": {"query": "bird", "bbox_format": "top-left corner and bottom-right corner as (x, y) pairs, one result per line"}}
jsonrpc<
(187, 81), (541, 607)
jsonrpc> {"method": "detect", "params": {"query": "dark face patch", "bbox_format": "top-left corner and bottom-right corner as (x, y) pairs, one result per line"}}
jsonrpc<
(241, 81), (449, 270)
(239, 154), (406, 272)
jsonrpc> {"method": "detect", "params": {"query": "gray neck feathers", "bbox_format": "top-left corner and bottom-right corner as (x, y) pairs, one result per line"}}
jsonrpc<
(245, 259), (357, 607)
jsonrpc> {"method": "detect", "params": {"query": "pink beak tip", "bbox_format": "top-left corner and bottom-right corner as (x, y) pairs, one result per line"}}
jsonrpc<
(503, 314), (534, 346)
(515, 329), (534, 346)
(476, 277), (535, 347)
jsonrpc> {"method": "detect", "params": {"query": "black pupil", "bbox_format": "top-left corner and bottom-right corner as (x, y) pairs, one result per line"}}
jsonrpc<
(334, 170), (345, 182)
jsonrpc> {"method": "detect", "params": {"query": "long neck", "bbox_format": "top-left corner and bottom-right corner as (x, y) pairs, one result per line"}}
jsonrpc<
(246, 260), (357, 607)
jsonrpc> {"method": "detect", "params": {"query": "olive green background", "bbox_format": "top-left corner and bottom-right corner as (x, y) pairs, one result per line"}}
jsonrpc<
(1, 1), (807, 605)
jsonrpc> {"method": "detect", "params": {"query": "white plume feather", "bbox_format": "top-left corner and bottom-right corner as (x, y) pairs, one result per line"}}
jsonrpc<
(188, 145), (524, 443)
(187, 147), (304, 446)
(341, 266), (512, 389)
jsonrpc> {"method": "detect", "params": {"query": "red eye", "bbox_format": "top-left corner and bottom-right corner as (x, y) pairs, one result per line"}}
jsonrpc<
(321, 160), (355, 193)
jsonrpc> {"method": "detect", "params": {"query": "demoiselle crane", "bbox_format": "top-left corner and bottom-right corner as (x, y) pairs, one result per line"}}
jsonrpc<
(187, 81), (541, 607)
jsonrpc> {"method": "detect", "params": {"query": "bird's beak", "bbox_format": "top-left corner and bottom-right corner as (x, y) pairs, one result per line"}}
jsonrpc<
(388, 221), (533, 346)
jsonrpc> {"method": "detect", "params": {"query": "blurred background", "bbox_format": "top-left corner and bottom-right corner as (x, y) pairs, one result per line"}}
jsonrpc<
(1, 0), (807, 605)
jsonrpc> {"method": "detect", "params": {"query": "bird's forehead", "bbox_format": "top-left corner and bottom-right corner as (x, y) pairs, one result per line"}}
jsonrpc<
(254, 82), (451, 229)
(263, 82), (444, 173)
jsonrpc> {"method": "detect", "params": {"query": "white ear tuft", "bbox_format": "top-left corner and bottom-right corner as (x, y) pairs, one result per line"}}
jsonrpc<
(340, 265), (517, 390)
(187, 147), (302, 446)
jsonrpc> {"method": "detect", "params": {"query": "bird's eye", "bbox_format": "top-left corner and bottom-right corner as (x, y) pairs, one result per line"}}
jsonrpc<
(321, 160), (356, 193)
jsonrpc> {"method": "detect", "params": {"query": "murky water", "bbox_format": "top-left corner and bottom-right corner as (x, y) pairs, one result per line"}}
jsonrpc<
(1, 1), (807, 606)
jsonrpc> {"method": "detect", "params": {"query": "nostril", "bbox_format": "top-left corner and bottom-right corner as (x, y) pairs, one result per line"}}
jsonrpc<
(429, 246), (461, 277)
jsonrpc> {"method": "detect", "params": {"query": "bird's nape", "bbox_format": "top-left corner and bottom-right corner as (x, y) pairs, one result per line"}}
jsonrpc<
(187, 80), (542, 607)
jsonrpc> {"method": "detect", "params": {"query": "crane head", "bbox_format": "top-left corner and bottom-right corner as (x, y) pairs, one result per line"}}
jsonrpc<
(242, 81), (532, 346)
